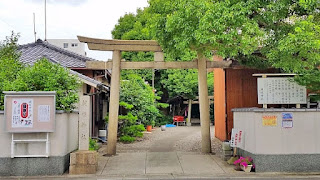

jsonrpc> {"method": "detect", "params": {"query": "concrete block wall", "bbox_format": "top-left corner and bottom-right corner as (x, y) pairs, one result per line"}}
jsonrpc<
(233, 108), (320, 172)
(0, 111), (79, 176)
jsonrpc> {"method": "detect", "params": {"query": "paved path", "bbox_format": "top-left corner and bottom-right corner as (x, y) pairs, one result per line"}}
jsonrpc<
(97, 152), (228, 176)
(110, 126), (222, 154)
(4, 126), (320, 179)
(95, 126), (238, 178)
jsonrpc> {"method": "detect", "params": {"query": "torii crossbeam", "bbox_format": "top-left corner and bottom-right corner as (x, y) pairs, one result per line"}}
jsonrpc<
(78, 36), (231, 155)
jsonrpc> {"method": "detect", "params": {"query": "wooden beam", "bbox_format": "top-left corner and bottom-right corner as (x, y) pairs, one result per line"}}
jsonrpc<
(86, 60), (231, 70)
(78, 36), (159, 46)
(78, 36), (162, 52)
(87, 43), (162, 52)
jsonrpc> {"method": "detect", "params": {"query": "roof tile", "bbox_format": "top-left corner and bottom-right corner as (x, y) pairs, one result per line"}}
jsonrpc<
(18, 39), (95, 68)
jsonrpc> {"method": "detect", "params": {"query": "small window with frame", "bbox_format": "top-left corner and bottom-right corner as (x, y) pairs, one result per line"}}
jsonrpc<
(63, 43), (68, 48)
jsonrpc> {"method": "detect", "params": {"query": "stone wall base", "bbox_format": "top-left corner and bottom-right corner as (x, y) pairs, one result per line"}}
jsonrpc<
(238, 149), (320, 172)
(0, 154), (69, 176)
(69, 150), (98, 174)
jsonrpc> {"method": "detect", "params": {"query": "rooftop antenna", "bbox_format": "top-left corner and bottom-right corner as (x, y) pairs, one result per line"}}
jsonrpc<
(44, 0), (47, 41)
(33, 13), (36, 42)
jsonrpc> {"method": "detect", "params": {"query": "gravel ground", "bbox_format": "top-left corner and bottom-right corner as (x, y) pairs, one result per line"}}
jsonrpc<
(99, 125), (222, 155)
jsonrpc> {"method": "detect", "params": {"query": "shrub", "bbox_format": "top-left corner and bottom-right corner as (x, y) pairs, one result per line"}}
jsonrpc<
(89, 138), (99, 151)
(122, 124), (145, 138)
(156, 114), (173, 126)
(119, 135), (135, 143)
(120, 73), (160, 126)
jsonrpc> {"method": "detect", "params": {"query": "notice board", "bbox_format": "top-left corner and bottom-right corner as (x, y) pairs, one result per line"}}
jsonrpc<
(257, 78), (307, 104)
(4, 91), (56, 133)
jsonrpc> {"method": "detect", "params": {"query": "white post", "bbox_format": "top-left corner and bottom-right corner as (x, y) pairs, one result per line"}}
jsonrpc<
(187, 99), (192, 126)
(46, 133), (50, 157)
(11, 134), (14, 158)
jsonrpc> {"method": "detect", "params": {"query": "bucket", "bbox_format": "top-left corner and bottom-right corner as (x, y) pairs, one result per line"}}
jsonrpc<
(99, 130), (107, 136)
(146, 125), (152, 132)
(161, 125), (166, 131)
(99, 130), (107, 141)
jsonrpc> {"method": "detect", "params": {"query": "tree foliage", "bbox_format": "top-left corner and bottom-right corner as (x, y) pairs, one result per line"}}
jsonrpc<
(112, 7), (214, 100)
(0, 32), (24, 110)
(146, 0), (320, 95)
(161, 69), (214, 99)
(268, 15), (320, 95)
(6, 59), (81, 111)
(0, 33), (80, 111)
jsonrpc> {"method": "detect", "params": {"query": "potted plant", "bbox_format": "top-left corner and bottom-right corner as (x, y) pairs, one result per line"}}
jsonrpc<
(233, 156), (254, 172)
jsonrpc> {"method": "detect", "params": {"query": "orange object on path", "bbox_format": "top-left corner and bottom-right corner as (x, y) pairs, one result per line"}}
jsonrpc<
(146, 125), (152, 132)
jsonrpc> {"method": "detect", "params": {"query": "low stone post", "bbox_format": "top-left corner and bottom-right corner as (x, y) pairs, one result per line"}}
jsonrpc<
(69, 95), (98, 174)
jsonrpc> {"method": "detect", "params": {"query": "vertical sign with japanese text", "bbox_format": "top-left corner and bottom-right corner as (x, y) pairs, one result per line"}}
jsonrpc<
(230, 129), (244, 148)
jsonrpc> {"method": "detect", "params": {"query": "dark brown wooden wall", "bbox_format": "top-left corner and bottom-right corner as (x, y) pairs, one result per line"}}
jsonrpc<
(225, 68), (277, 139)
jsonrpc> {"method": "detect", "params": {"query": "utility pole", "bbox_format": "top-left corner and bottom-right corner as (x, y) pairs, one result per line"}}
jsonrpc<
(44, 0), (47, 41)
(33, 13), (36, 42)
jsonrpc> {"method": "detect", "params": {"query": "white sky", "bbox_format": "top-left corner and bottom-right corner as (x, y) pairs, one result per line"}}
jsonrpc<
(0, 0), (149, 60)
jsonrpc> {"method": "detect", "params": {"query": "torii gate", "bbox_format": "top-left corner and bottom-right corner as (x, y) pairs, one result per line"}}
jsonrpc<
(78, 36), (231, 155)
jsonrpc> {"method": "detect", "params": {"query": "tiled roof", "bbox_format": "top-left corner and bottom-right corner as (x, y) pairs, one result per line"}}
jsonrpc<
(18, 39), (95, 68)
(17, 39), (109, 91)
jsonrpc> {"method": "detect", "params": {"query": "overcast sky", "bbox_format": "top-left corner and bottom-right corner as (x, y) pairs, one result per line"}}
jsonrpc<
(0, 0), (149, 60)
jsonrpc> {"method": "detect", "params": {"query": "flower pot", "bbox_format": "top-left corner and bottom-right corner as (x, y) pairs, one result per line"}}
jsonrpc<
(241, 165), (253, 172)
(146, 125), (152, 132)
(161, 125), (166, 131)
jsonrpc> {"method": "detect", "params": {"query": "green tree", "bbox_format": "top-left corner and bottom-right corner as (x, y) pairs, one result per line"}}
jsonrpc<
(147, 0), (320, 95)
(268, 16), (320, 97)
(4, 58), (80, 111)
(0, 32), (24, 110)
(112, 7), (214, 100)
(148, 0), (265, 58)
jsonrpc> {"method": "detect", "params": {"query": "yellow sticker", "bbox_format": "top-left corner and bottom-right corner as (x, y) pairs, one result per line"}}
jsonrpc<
(262, 115), (277, 126)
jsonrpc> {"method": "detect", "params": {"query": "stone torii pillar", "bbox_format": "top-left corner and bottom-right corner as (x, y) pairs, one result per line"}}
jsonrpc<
(77, 36), (231, 155)
(106, 50), (121, 155)
(197, 53), (211, 153)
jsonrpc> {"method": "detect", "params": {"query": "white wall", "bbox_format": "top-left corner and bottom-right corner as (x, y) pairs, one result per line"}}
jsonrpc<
(47, 39), (86, 56)
(0, 111), (79, 157)
(233, 110), (320, 155)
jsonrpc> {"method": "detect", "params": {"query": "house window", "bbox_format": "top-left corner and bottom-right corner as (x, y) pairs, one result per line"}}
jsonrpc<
(71, 43), (78, 47)
(63, 43), (68, 48)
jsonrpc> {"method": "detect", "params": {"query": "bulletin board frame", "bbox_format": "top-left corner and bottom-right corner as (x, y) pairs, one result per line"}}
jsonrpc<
(257, 77), (307, 104)
(4, 91), (56, 133)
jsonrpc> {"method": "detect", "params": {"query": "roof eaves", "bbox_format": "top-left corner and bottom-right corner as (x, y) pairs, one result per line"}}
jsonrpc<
(69, 70), (109, 92)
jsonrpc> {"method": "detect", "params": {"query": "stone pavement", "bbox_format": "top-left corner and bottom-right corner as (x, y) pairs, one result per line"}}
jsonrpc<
(3, 126), (320, 179)
(97, 152), (228, 176)
(3, 151), (320, 179)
